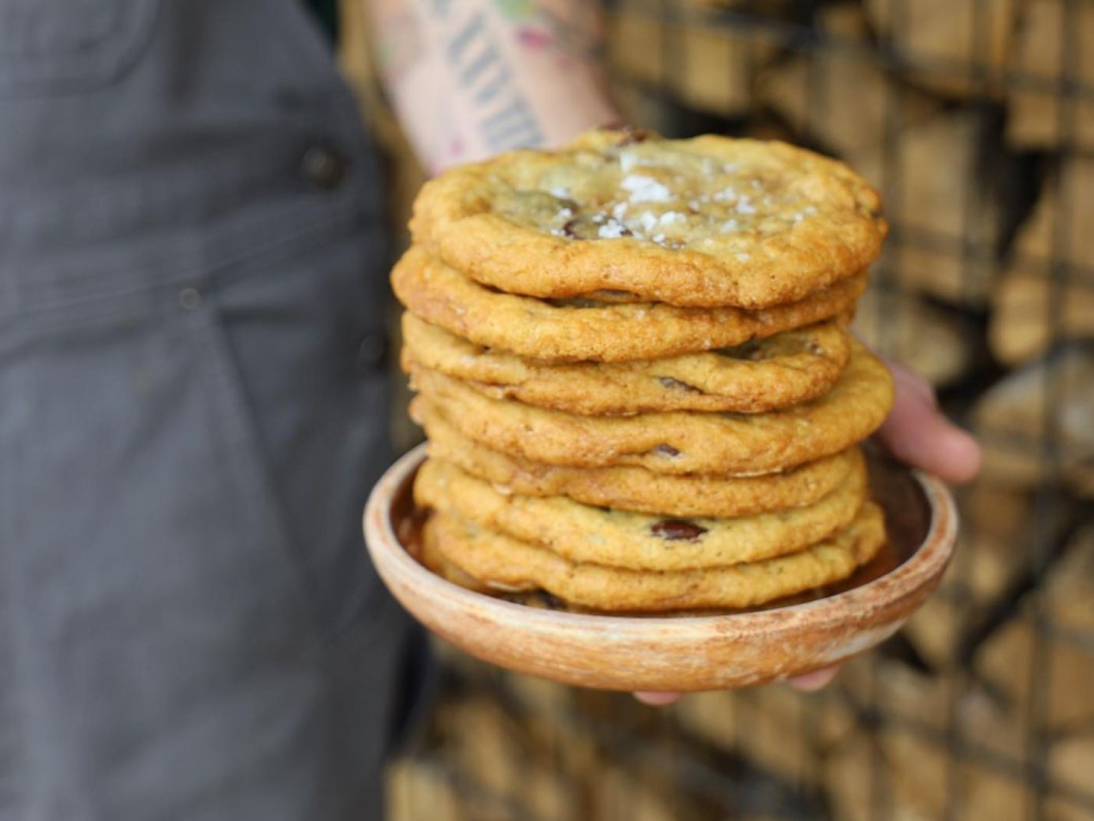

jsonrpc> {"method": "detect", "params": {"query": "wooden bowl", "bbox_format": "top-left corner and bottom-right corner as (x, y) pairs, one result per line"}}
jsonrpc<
(364, 444), (957, 691)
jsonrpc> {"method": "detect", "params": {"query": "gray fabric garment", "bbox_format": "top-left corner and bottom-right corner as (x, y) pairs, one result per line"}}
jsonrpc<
(0, 1), (425, 818)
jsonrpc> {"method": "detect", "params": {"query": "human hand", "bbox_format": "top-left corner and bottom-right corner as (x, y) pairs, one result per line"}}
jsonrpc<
(633, 358), (982, 706)
(634, 665), (839, 706)
(873, 358), (982, 485)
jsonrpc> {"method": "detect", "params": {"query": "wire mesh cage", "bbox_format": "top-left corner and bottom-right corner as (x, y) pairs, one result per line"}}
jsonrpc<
(350, 1), (1094, 818)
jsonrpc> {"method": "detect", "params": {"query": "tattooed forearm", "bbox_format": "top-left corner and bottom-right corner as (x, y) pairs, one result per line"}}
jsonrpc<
(367, 0), (618, 171)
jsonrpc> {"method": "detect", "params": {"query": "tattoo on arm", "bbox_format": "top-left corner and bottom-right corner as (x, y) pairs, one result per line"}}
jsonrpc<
(373, 0), (613, 167)
(496, 0), (603, 61)
(446, 9), (545, 151)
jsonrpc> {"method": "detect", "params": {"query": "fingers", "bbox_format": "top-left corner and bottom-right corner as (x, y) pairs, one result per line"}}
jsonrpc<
(633, 359), (972, 709)
(786, 665), (840, 692)
(876, 359), (982, 485)
(633, 665), (841, 706)
(633, 691), (682, 706)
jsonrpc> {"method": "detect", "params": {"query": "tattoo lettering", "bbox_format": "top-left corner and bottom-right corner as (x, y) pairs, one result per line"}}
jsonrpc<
(481, 96), (542, 148)
(445, 9), (544, 151)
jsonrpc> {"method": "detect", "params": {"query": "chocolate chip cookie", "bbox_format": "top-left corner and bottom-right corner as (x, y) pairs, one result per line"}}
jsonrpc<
(392, 246), (866, 362)
(414, 457), (867, 571)
(410, 129), (885, 309)
(421, 407), (863, 517)
(423, 502), (887, 611)
(408, 340), (894, 475)
(401, 313), (851, 415)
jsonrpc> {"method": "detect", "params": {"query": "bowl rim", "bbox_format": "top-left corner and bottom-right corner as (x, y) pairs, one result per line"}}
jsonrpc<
(364, 442), (958, 637)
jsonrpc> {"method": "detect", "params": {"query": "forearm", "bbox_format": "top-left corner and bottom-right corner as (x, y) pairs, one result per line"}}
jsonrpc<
(366, 0), (620, 172)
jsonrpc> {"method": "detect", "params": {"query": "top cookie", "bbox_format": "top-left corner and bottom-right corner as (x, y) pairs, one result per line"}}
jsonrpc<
(410, 129), (886, 309)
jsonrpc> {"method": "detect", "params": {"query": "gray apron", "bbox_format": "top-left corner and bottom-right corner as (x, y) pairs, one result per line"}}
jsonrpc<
(0, 1), (424, 818)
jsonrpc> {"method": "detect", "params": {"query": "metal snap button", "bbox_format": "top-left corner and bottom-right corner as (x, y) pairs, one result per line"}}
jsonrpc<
(356, 331), (388, 371)
(178, 287), (202, 311)
(302, 144), (349, 190)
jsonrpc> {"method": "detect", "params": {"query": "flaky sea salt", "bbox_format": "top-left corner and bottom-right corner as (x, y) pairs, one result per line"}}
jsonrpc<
(597, 219), (630, 239)
(736, 196), (757, 215)
(620, 174), (672, 203)
(736, 252), (751, 261)
(549, 186), (571, 199)
(720, 218), (739, 233)
(658, 211), (684, 226)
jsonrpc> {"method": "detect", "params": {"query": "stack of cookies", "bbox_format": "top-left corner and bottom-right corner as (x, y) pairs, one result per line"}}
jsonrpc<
(393, 129), (894, 613)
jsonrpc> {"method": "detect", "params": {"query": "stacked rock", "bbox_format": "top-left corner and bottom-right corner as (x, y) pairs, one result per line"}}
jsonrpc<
(393, 129), (894, 613)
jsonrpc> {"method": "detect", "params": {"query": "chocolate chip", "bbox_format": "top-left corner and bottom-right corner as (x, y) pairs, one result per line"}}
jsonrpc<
(617, 126), (653, 146)
(562, 218), (584, 239)
(535, 590), (566, 610)
(715, 339), (764, 361)
(652, 444), (681, 457)
(657, 376), (702, 394)
(587, 289), (640, 302)
(563, 215), (632, 240)
(651, 519), (708, 541)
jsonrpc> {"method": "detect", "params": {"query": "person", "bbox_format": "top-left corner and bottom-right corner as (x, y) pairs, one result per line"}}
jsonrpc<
(364, 0), (982, 703)
(0, 0), (981, 819)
